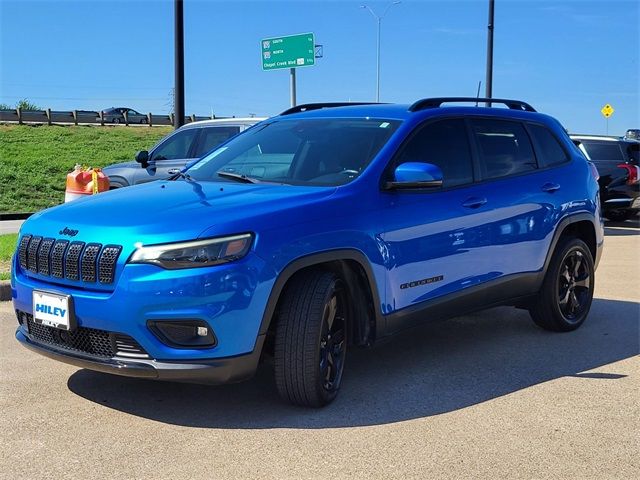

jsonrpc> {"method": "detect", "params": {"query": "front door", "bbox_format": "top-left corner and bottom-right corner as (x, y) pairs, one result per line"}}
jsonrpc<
(133, 128), (200, 184)
(379, 118), (495, 324)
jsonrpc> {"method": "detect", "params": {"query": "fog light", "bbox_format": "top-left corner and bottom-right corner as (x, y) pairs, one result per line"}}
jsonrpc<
(148, 320), (217, 349)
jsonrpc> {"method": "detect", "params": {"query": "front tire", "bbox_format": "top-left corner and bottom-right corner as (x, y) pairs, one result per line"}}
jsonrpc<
(274, 271), (348, 407)
(529, 237), (595, 332)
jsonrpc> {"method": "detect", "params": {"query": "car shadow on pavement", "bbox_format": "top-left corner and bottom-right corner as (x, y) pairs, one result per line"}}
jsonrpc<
(68, 297), (639, 429)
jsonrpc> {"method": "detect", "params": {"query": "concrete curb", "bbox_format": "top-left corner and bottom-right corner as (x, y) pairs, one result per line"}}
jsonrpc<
(0, 281), (11, 302)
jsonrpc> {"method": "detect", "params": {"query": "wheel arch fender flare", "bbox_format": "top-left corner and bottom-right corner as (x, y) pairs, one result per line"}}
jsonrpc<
(257, 249), (384, 340)
(542, 213), (600, 276)
(104, 174), (129, 189)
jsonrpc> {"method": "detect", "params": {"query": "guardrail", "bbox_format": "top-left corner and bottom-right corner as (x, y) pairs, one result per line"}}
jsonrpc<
(0, 109), (222, 127)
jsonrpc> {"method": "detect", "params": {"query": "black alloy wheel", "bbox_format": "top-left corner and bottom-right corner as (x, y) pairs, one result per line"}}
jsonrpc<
(557, 249), (591, 323)
(529, 237), (595, 332)
(274, 271), (349, 407)
(318, 287), (347, 393)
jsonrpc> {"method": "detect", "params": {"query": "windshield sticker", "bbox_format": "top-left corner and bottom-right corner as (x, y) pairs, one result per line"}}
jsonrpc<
(379, 122), (390, 128)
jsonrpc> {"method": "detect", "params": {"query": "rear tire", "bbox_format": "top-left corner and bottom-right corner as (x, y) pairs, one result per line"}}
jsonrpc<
(606, 210), (632, 222)
(274, 271), (348, 407)
(529, 237), (594, 332)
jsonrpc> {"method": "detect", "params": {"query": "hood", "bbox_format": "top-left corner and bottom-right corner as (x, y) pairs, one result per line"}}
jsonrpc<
(21, 180), (337, 248)
(102, 161), (138, 171)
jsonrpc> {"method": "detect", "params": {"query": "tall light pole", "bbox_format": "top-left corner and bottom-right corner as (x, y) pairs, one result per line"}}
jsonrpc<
(485, 0), (495, 107)
(174, 0), (185, 129)
(361, 1), (401, 102)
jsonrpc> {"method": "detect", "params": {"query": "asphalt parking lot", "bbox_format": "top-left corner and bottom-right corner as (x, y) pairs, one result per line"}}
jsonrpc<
(1, 221), (638, 480)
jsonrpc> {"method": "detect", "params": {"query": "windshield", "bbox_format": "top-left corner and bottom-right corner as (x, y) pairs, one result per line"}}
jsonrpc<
(186, 118), (400, 186)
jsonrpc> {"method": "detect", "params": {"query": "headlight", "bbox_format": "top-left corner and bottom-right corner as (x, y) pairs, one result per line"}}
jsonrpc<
(129, 233), (253, 269)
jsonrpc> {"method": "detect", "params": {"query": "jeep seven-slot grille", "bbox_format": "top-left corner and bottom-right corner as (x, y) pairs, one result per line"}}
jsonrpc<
(81, 243), (101, 282)
(20, 311), (149, 359)
(50, 240), (69, 278)
(18, 234), (122, 285)
(65, 242), (84, 281)
(37, 238), (54, 275)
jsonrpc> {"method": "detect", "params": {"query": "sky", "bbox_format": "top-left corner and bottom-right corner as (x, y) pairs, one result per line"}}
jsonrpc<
(0, 0), (638, 135)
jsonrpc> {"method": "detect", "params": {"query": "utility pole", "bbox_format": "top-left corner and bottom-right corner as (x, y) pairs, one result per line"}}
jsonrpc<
(485, 0), (495, 107)
(361, 1), (401, 102)
(174, 0), (185, 129)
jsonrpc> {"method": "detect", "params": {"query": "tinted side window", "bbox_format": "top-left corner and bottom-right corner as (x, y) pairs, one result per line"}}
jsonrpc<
(151, 129), (199, 161)
(528, 124), (569, 167)
(581, 142), (625, 162)
(395, 119), (473, 187)
(194, 126), (241, 157)
(471, 119), (536, 180)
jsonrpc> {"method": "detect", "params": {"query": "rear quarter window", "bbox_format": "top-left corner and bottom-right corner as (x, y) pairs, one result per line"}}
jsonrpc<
(528, 124), (569, 167)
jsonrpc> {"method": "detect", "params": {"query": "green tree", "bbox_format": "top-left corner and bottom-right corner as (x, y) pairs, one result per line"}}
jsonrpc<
(16, 99), (41, 111)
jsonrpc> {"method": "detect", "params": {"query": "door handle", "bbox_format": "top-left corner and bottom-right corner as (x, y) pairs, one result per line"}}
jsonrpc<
(541, 182), (561, 193)
(167, 168), (181, 175)
(462, 197), (487, 209)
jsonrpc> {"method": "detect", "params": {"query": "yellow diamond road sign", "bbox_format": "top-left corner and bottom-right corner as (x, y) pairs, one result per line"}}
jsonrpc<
(601, 104), (614, 118)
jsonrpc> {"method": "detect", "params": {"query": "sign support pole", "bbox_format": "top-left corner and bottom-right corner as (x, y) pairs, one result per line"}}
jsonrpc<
(290, 68), (297, 108)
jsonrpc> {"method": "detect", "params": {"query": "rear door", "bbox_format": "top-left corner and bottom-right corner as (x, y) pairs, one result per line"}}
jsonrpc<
(132, 127), (200, 184)
(468, 118), (565, 280)
(192, 126), (241, 158)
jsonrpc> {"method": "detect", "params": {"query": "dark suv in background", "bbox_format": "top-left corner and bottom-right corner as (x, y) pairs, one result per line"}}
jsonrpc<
(103, 117), (264, 188)
(571, 134), (640, 221)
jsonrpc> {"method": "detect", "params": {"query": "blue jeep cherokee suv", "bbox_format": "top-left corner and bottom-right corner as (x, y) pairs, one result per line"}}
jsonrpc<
(13, 98), (603, 407)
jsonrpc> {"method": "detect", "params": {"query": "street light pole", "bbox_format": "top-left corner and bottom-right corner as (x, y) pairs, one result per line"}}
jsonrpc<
(174, 0), (185, 129)
(361, 1), (401, 102)
(485, 0), (495, 107)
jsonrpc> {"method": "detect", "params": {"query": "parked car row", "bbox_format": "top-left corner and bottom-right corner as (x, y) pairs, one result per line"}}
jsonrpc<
(571, 134), (639, 221)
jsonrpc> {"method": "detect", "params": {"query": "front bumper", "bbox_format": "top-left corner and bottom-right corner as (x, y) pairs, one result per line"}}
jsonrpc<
(12, 251), (275, 361)
(16, 327), (264, 384)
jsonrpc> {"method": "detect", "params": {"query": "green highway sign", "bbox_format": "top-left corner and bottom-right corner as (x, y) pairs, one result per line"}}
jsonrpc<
(261, 33), (315, 71)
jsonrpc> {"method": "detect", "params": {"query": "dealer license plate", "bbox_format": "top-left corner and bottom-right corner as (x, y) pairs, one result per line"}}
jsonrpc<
(32, 290), (72, 330)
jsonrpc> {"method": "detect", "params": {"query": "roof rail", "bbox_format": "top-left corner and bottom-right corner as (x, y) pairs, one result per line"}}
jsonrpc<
(280, 102), (380, 116)
(409, 97), (536, 113)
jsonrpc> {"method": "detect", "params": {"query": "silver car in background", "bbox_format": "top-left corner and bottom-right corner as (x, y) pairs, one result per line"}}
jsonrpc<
(103, 117), (265, 188)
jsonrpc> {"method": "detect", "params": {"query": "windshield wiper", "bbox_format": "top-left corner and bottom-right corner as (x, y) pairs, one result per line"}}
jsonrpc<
(170, 170), (193, 182)
(217, 171), (261, 184)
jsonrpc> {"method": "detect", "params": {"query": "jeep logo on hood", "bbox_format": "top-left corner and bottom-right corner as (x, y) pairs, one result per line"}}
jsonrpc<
(59, 227), (79, 237)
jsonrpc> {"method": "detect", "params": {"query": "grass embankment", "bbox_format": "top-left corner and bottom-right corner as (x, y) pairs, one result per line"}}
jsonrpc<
(0, 124), (172, 212)
(0, 233), (17, 280)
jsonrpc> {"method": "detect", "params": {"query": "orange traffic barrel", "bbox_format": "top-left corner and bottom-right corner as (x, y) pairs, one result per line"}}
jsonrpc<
(65, 165), (110, 202)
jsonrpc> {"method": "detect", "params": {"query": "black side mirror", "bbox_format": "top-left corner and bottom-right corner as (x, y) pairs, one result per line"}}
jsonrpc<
(135, 150), (149, 168)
